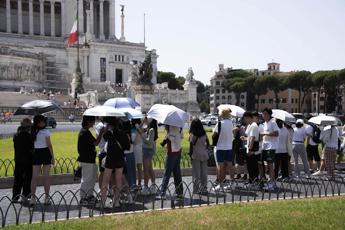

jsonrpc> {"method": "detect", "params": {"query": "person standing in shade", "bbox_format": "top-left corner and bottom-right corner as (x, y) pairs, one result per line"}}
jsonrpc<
(189, 118), (209, 194)
(132, 119), (144, 187)
(292, 119), (311, 178)
(260, 108), (279, 190)
(212, 108), (235, 191)
(305, 123), (321, 172)
(12, 118), (34, 202)
(30, 115), (55, 205)
(95, 118), (107, 192)
(78, 116), (105, 204)
(122, 120), (137, 189)
(160, 125), (184, 198)
(241, 112), (260, 183)
(275, 119), (290, 179)
(139, 119), (158, 194)
(320, 125), (339, 179)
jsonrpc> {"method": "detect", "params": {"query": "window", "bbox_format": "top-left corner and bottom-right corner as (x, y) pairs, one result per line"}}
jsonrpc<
(216, 96), (219, 100)
(100, 58), (106, 82)
(320, 97), (324, 101)
(282, 98), (287, 103)
(261, 99), (265, 103)
(269, 99), (273, 104)
(320, 105), (324, 110)
(222, 89), (225, 93)
(216, 89), (220, 94)
(222, 96), (225, 100)
(228, 95), (232, 100)
(115, 69), (123, 84)
(216, 81), (220, 86)
(295, 99), (298, 104)
(313, 94), (316, 98)
(240, 95), (245, 99)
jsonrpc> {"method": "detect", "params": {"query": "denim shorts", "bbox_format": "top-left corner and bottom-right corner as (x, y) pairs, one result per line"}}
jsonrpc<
(143, 147), (155, 160)
(216, 149), (233, 163)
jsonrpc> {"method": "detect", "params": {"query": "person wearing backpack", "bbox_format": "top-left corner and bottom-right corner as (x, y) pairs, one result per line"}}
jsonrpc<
(306, 123), (321, 172)
(189, 118), (209, 194)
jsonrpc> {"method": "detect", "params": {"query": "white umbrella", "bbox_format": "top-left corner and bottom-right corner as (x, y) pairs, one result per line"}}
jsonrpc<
(14, 100), (61, 115)
(217, 104), (245, 118)
(147, 104), (188, 128)
(272, 109), (296, 123)
(308, 115), (337, 126)
(117, 108), (144, 119)
(83, 106), (126, 117)
(103, 97), (140, 109)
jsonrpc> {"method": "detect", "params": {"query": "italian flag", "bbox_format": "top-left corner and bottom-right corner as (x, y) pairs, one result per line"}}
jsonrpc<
(67, 18), (78, 45)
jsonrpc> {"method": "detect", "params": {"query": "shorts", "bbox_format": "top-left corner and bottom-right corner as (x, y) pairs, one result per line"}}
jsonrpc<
(33, 148), (52, 165)
(261, 150), (275, 162)
(143, 147), (155, 160)
(307, 145), (321, 162)
(216, 149), (234, 163)
(98, 152), (107, 172)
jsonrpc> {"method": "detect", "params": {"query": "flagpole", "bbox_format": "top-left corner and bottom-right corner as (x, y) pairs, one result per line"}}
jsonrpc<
(75, 0), (84, 98)
(76, 0), (81, 73)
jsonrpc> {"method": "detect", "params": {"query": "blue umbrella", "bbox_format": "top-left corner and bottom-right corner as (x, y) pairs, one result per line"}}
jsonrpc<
(103, 97), (140, 109)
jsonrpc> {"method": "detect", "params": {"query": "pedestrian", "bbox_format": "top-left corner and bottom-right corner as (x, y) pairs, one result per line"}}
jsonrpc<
(139, 118), (158, 194)
(189, 118), (209, 194)
(122, 120), (137, 189)
(320, 125), (339, 178)
(292, 119), (311, 178)
(100, 117), (131, 207)
(212, 108), (235, 191)
(132, 119), (144, 187)
(12, 118), (34, 202)
(30, 115), (55, 205)
(241, 112), (260, 183)
(260, 108), (279, 190)
(77, 116), (105, 204)
(305, 123), (321, 172)
(275, 119), (290, 179)
(233, 124), (248, 180)
(160, 125), (184, 198)
(95, 118), (107, 191)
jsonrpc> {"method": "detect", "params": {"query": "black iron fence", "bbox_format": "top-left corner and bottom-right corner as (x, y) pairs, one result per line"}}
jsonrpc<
(0, 176), (345, 227)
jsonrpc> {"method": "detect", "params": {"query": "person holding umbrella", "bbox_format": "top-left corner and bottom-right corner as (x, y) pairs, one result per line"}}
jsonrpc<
(12, 118), (34, 202)
(78, 116), (105, 205)
(30, 115), (55, 205)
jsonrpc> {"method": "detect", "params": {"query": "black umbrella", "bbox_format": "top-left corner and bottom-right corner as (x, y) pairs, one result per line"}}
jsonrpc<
(14, 100), (62, 116)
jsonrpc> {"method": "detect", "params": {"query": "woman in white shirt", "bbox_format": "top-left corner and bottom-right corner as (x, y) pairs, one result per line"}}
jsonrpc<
(292, 119), (310, 177)
(275, 120), (290, 179)
(30, 115), (55, 205)
(320, 125), (339, 178)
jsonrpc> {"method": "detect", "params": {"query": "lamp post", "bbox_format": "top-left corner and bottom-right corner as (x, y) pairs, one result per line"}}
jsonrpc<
(74, 0), (84, 98)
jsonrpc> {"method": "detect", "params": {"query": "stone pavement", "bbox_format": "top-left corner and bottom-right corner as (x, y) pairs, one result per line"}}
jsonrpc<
(1, 174), (345, 227)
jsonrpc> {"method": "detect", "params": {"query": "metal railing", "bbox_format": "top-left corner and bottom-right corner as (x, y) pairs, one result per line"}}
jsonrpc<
(0, 176), (345, 227)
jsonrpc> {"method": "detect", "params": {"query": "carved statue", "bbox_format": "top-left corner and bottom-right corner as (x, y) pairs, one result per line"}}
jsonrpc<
(185, 67), (194, 82)
(70, 75), (77, 98)
(137, 53), (153, 85)
(129, 63), (139, 83)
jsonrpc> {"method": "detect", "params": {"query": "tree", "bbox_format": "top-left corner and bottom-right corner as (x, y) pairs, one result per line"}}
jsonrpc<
(253, 76), (268, 111)
(285, 71), (312, 112)
(311, 71), (328, 113)
(157, 71), (184, 90)
(263, 75), (285, 109)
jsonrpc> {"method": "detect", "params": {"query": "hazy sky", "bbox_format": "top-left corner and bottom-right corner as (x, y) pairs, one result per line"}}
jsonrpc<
(117, 0), (345, 84)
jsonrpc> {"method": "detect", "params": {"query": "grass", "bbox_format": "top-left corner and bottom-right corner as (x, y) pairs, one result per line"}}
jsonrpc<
(4, 196), (345, 230)
(0, 128), (213, 165)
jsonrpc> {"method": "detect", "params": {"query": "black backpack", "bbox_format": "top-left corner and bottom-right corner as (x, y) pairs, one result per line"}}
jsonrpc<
(310, 124), (321, 144)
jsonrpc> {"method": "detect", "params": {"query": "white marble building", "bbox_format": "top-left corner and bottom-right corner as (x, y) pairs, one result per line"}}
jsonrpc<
(0, 0), (157, 92)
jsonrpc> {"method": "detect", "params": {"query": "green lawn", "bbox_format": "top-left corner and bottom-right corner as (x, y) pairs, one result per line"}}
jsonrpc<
(5, 196), (345, 230)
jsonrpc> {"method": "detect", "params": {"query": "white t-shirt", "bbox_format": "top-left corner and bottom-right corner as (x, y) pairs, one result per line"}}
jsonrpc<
(213, 119), (233, 150)
(34, 128), (50, 149)
(245, 122), (259, 153)
(168, 126), (183, 152)
(292, 127), (307, 144)
(305, 125), (317, 146)
(258, 124), (264, 154)
(262, 119), (279, 150)
(277, 127), (289, 154)
(321, 126), (339, 148)
(95, 122), (106, 154)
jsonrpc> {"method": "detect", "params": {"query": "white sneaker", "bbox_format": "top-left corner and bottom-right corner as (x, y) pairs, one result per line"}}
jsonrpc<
(312, 170), (322, 176)
(212, 184), (223, 192)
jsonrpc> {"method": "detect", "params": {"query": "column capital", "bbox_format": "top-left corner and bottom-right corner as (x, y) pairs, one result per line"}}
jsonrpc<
(99, 0), (104, 3)
(28, 0), (33, 3)
(39, 0), (45, 3)
(50, 0), (55, 3)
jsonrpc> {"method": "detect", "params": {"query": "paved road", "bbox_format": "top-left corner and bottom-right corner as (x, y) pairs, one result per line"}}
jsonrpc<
(0, 122), (81, 136)
(1, 174), (345, 227)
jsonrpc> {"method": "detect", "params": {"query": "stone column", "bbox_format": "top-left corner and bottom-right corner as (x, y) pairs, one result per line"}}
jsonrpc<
(40, 0), (45, 36)
(89, 0), (94, 37)
(86, 9), (91, 40)
(17, 0), (23, 34)
(109, 0), (116, 39)
(120, 8), (125, 41)
(99, 0), (105, 40)
(6, 0), (11, 33)
(78, 0), (84, 33)
(50, 0), (55, 36)
(60, 0), (66, 36)
(29, 0), (34, 35)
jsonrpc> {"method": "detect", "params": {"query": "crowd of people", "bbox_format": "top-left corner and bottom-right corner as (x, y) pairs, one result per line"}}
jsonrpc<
(10, 107), (345, 207)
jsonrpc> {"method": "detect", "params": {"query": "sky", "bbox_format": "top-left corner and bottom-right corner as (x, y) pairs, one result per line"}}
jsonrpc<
(116, 0), (345, 84)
